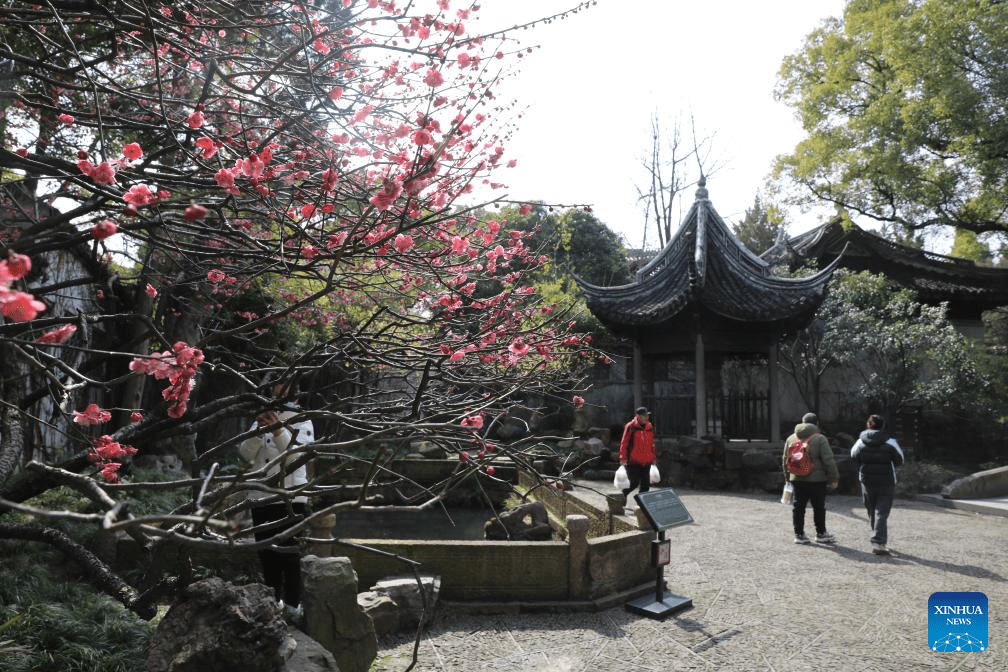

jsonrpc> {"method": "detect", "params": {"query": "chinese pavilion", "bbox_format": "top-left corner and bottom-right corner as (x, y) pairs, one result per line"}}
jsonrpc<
(575, 178), (841, 441)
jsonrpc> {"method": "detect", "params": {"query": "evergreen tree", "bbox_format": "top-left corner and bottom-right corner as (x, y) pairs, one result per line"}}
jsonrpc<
(732, 193), (786, 254)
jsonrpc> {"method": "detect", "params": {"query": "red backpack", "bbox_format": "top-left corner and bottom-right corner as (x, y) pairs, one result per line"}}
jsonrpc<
(786, 435), (816, 476)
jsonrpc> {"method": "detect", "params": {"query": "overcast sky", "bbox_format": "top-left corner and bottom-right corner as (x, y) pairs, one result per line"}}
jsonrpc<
(467, 0), (848, 247)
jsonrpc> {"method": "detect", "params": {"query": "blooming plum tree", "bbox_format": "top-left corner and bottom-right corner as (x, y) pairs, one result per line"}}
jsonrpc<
(0, 0), (601, 631)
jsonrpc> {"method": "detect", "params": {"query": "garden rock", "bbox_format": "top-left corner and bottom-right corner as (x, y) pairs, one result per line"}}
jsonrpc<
(357, 590), (400, 637)
(369, 573), (441, 631)
(941, 465), (1008, 499)
(741, 447), (779, 471)
(571, 436), (607, 461)
(146, 578), (286, 672)
(301, 555), (377, 672)
(484, 500), (553, 540)
(282, 629), (339, 672)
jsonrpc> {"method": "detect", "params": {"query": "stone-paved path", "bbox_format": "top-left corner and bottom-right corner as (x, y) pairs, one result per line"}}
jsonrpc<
(371, 489), (1006, 671)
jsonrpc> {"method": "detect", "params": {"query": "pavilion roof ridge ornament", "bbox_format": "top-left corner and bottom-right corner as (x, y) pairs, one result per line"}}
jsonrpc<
(695, 174), (708, 201)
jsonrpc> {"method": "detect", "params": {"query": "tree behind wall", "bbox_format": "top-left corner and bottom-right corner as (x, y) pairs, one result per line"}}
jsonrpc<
(0, 0), (599, 624)
(777, 269), (991, 423)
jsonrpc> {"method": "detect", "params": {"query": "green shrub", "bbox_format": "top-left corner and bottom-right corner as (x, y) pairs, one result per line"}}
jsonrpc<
(895, 461), (965, 497)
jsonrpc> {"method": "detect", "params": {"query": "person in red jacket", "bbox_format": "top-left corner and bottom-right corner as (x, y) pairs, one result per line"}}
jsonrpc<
(619, 406), (657, 500)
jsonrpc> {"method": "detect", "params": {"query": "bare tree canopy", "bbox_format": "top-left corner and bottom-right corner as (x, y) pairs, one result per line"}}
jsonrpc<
(635, 111), (718, 249)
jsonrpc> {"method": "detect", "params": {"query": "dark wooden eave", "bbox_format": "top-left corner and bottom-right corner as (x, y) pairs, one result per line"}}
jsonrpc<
(761, 218), (1008, 321)
(575, 179), (840, 340)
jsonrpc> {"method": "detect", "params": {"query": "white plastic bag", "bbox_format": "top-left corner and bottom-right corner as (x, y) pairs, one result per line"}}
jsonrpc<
(649, 464), (661, 484)
(781, 481), (794, 505)
(613, 465), (630, 490)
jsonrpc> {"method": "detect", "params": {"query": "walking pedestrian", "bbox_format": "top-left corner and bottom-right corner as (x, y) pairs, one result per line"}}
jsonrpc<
(783, 412), (839, 545)
(850, 414), (905, 555)
(618, 406), (657, 503)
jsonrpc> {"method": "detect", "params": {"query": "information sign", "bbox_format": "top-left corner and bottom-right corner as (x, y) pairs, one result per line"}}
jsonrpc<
(634, 488), (693, 531)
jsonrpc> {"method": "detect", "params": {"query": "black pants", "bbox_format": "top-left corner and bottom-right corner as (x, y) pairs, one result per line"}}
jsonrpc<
(251, 502), (306, 606)
(621, 462), (651, 499)
(792, 480), (827, 536)
(862, 483), (896, 545)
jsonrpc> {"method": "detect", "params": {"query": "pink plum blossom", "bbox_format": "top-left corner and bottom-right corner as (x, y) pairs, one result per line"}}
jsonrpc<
(0, 291), (46, 321)
(123, 184), (156, 206)
(423, 68), (444, 87)
(3, 252), (30, 279)
(122, 143), (143, 161)
(195, 136), (218, 158)
(91, 220), (117, 240)
(508, 337), (530, 357)
(36, 324), (77, 344)
(73, 403), (112, 426)
(184, 204), (208, 221)
(394, 234), (414, 253)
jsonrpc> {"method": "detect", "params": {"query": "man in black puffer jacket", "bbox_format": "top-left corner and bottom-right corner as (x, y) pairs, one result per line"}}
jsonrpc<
(850, 414), (905, 555)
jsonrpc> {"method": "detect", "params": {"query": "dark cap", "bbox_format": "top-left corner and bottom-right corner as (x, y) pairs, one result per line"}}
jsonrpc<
(635, 406), (649, 415)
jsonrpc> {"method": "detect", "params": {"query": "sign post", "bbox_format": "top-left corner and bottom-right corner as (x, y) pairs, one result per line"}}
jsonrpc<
(626, 488), (694, 619)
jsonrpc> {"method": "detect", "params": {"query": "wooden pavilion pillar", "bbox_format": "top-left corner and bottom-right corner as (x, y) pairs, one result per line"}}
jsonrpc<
(694, 331), (706, 439)
(768, 341), (780, 443)
(632, 336), (643, 412)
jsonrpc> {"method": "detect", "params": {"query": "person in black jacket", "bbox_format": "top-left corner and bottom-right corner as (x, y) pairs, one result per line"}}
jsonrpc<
(850, 414), (905, 555)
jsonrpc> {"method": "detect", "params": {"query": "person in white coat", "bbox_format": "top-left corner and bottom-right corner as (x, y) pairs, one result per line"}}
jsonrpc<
(239, 403), (314, 607)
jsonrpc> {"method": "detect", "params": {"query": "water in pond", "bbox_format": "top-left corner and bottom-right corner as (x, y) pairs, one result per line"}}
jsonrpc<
(332, 506), (492, 540)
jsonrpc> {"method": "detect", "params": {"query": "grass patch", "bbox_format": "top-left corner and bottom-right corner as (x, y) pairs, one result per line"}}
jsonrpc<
(0, 464), (246, 671)
(0, 540), (156, 672)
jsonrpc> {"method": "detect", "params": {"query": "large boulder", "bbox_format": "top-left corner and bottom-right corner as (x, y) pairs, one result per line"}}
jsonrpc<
(941, 465), (1008, 499)
(741, 447), (780, 471)
(357, 590), (400, 638)
(301, 555), (377, 672)
(567, 437), (608, 463)
(146, 578), (286, 672)
(586, 426), (612, 445)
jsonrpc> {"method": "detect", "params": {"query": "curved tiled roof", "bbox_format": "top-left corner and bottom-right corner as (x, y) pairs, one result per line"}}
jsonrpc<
(576, 179), (839, 336)
(761, 219), (1008, 319)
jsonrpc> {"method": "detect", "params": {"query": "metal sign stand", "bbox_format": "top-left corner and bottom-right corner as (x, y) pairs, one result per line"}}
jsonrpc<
(625, 488), (694, 619)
